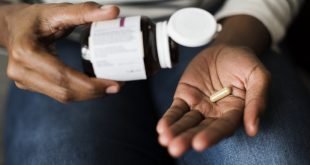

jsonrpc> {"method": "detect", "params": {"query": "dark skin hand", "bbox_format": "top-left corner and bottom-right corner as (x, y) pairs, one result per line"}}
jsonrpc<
(0, 2), (121, 103)
(156, 15), (271, 157)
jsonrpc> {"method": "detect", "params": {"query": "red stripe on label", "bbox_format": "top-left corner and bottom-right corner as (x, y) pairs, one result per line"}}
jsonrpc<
(120, 17), (125, 27)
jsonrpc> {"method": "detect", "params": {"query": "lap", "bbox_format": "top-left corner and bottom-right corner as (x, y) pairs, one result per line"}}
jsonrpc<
(4, 39), (310, 164)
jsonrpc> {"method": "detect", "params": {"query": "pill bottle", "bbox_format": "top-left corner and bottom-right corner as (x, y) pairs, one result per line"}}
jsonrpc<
(81, 8), (221, 81)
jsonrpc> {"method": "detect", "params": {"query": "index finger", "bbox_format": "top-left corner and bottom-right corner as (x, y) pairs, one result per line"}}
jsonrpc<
(41, 2), (120, 28)
(156, 98), (190, 134)
(29, 47), (121, 101)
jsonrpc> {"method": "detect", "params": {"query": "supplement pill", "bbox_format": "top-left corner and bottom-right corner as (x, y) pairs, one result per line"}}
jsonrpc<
(210, 87), (232, 102)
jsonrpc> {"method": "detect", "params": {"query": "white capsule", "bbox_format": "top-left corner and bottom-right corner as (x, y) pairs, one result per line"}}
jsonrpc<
(210, 87), (232, 103)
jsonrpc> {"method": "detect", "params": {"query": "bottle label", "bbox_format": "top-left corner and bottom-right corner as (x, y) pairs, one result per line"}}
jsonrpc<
(89, 16), (146, 81)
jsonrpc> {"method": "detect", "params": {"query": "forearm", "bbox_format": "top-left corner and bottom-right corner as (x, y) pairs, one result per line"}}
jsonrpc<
(213, 15), (271, 55)
(0, 3), (28, 47)
(212, 0), (303, 54)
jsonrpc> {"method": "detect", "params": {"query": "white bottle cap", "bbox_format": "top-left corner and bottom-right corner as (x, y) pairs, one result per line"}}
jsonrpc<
(156, 21), (172, 69)
(167, 8), (221, 47)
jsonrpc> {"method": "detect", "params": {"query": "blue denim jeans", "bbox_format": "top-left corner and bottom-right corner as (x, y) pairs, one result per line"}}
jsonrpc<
(4, 40), (310, 165)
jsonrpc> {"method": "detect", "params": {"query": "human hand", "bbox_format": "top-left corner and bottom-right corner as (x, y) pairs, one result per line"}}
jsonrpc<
(157, 44), (270, 157)
(3, 2), (121, 102)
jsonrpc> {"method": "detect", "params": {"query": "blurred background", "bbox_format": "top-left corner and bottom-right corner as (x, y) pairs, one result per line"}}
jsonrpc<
(0, 50), (8, 165)
(282, 0), (310, 90)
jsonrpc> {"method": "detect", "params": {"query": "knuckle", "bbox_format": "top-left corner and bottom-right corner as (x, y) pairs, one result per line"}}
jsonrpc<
(8, 47), (24, 63)
(77, 2), (99, 23)
(6, 64), (23, 81)
(57, 88), (74, 103)
(8, 40), (37, 63)
(51, 72), (75, 103)
(81, 1), (99, 8)
(84, 83), (98, 95)
(79, 2), (98, 12)
(53, 71), (69, 87)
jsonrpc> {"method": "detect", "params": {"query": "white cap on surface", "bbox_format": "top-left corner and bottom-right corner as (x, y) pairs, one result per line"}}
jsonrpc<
(167, 8), (221, 47)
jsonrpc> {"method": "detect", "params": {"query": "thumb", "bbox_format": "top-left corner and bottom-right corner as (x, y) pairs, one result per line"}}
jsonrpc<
(244, 67), (270, 137)
(48, 2), (119, 27)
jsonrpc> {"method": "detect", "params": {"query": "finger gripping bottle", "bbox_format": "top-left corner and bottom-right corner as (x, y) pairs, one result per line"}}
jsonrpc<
(81, 8), (221, 81)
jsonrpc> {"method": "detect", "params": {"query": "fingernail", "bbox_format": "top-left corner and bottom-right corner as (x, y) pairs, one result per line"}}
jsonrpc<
(248, 118), (260, 136)
(100, 5), (115, 10)
(106, 86), (119, 94)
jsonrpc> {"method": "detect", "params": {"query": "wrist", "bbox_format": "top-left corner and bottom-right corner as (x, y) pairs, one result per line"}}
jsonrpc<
(212, 15), (271, 55)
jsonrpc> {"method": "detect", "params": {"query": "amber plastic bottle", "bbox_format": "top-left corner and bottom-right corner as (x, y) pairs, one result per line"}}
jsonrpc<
(81, 8), (221, 81)
(81, 16), (178, 81)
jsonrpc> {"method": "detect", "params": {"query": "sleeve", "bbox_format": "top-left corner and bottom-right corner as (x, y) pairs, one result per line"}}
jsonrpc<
(215, 0), (304, 44)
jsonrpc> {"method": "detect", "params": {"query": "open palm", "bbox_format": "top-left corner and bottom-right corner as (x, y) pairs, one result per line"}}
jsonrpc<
(156, 44), (270, 157)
